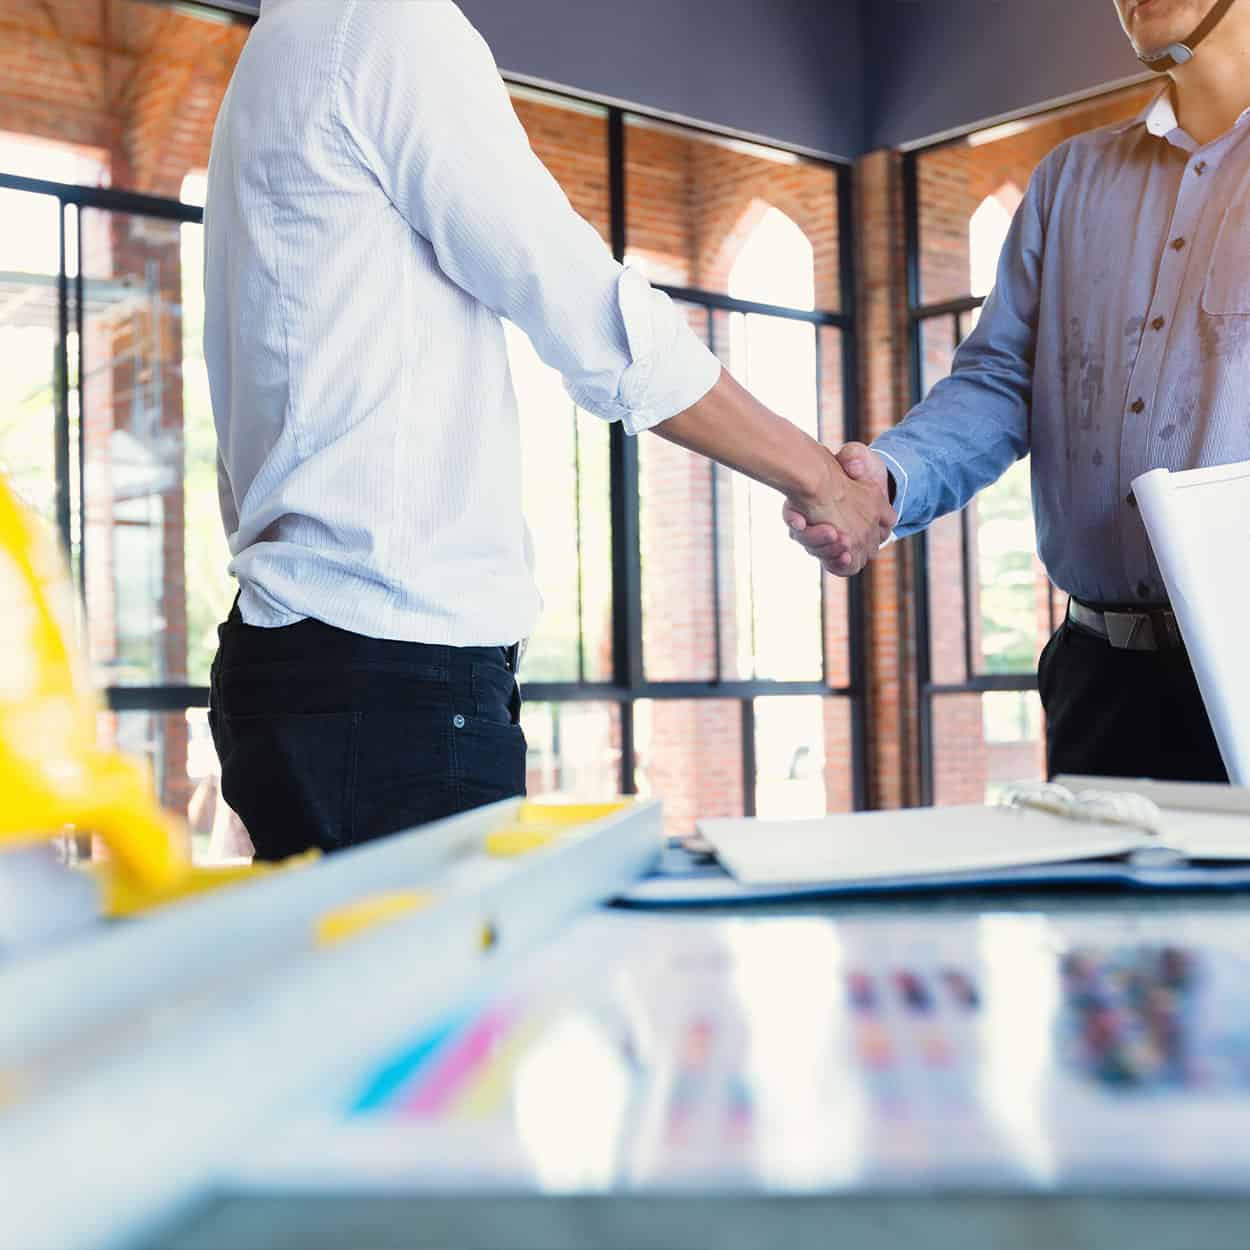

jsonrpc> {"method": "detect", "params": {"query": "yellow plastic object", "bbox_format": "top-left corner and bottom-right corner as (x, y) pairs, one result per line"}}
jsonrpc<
(100, 852), (321, 920)
(484, 800), (631, 857)
(484, 825), (565, 857)
(515, 801), (629, 826)
(315, 889), (434, 947)
(0, 474), (281, 916)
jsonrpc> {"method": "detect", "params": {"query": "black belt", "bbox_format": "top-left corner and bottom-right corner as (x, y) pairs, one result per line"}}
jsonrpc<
(1067, 598), (1184, 652)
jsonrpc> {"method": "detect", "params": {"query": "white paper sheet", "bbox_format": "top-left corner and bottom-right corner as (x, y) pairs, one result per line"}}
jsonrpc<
(696, 781), (1250, 887)
(697, 806), (1141, 886)
(1135, 462), (1250, 785)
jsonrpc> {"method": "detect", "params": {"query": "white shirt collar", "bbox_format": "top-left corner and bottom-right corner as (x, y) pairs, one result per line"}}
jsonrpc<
(1114, 86), (1250, 142)
(1112, 90), (1178, 137)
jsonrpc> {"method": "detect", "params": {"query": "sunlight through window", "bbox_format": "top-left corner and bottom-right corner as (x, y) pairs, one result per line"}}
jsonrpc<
(969, 189), (1018, 300)
(728, 205), (815, 311)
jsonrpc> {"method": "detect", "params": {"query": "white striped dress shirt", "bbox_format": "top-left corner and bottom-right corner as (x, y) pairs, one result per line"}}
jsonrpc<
(204, 0), (721, 643)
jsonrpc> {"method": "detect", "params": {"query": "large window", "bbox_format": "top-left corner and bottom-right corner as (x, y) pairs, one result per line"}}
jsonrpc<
(505, 92), (863, 831)
(0, 160), (216, 858)
(904, 85), (1154, 805)
(0, 6), (862, 849)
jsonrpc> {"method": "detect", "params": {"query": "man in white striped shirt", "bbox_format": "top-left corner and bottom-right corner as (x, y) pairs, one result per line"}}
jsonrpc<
(204, 0), (891, 858)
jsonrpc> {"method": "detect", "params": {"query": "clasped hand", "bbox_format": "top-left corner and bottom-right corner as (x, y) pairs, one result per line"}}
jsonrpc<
(783, 442), (895, 577)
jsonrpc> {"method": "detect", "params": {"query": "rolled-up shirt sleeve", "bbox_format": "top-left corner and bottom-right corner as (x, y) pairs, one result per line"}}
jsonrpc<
(872, 160), (1047, 537)
(335, 0), (721, 435)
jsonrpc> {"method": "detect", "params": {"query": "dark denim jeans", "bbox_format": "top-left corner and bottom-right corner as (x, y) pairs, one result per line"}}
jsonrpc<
(209, 603), (526, 861)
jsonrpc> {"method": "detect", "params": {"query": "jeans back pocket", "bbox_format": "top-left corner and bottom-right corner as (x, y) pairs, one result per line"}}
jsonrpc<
(216, 710), (357, 860)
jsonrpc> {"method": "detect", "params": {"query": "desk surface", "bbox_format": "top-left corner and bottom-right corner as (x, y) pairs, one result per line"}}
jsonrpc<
(152, 889), (1250, 1250)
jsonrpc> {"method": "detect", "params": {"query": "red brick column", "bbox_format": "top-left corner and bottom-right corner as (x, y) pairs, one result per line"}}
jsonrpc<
(853, 150), (920, 810)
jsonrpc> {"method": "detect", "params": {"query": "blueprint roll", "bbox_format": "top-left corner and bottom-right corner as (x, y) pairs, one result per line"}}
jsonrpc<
(1134, 462), (1250, 785)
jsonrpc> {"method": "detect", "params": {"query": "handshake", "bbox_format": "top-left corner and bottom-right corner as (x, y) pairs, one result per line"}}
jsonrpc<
(782, 442), (896, 577)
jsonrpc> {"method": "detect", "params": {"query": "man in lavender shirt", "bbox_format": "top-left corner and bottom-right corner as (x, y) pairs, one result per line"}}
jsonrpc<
(789, 0), (1250, 783)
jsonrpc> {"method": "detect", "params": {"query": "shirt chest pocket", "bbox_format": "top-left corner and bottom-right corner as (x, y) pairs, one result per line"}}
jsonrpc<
(1203, 197), (1250, 316)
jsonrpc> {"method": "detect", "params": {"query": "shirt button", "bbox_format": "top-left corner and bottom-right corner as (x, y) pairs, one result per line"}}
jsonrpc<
(1137, 581), (1153, 600)
(1195, 160), (1208, 175)
(1170, 237), (1187, 251)
(453, 714), (466, 729)
(1151, 315), (1166, 331)
(1130, 398), (1146, 414)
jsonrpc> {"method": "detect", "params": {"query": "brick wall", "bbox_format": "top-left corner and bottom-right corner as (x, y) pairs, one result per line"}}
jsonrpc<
(853, 150), (919, 810)
(0, 1), (246, 190)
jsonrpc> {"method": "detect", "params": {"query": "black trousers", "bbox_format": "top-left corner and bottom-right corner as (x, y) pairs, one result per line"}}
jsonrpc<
(209, 604), (527, 861)
(1038, 617), (1227, 784)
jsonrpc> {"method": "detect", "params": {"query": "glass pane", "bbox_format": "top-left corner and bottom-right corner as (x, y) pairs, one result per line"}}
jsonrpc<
(80, 208), (232, 688)
(754, 695), (853, 820)
(973, 458), (1051, 676)
(919, 310), (1055, 680)
(927, 509), (970, 686)
(97, 708), (238, 865)
(823, 696), (856, 814)
(712, 309), (822, 682)
(634, 699), (743, 837)
(624, 117), (839, 311)
(1049, 582), (1066, 639)
(81, 209), (185, 686)
(919, 314), (957, 398)
(932, 691), (1045, 806)
(577, 413), (614, 683)
(0, 3), (248, 199)
(817, 327), (847, 448)
(920, 314), (970, 686)
(522, 701), (621, 799)
(819, 330), (851, 688)
(640, 304), (717, 681)
(0, 185), (61, 536)
(916, 85), (1153, 306)
(509, 87), (610, 248)
(511, 324), (615, 683)
(181, 213), (235, 685)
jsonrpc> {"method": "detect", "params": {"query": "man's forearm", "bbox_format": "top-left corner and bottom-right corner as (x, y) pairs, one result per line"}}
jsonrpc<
(871, 385), (1024, 540)
(653, 368), (841, 517)
(657, 368), (895, 575)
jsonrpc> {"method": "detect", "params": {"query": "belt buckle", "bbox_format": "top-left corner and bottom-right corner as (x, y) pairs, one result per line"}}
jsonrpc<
(1104, 611), (1156, 651)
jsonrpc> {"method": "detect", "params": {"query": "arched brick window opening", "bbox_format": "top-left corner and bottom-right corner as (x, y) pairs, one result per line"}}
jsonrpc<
(720, 202), (821, 674)
(715, 205), (831, 818)
(700, 192), (824, 306)
(728, 204), (816, 309)
(969, 183), (1021, 300)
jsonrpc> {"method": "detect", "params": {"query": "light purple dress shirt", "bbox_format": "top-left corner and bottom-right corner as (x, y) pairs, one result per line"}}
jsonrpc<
(875, 90), (1250, 606)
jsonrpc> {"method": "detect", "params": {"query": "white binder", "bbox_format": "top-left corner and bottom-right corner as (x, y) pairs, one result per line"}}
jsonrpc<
(1134, 461), (1250, 785)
